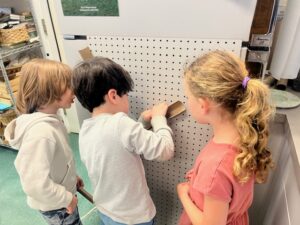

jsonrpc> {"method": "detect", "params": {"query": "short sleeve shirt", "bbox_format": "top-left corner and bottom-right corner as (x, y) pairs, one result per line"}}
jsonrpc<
(179, 140), (254, 225)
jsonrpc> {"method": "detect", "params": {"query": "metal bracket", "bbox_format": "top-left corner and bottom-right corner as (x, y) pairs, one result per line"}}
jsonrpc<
(250, 33), (273, 47)
(247, 49), (271, 80)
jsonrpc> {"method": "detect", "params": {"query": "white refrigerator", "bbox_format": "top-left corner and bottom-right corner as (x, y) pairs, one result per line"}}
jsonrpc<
(30, 0), (257, 132)
(30, 1), (258, 224)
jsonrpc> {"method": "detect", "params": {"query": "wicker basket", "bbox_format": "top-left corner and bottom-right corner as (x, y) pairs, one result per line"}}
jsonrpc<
(0, 122), (4, 135)
(0, 24), (29, 46)
(0, 65), (22, 81)
(0, 122), (9, 145)
(0, 109), (17, 126)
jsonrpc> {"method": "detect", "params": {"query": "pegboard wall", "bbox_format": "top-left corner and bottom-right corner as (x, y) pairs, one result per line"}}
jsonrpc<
(88, 36), (242, 224)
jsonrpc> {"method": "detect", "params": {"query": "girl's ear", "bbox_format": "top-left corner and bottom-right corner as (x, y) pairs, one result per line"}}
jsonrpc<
(198, 97), (210, 114)
(107, 89), (118, 104)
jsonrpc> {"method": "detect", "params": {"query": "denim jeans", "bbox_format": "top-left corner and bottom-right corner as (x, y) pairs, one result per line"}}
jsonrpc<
(40, 206), (82, 225)
(99, 211), (154, 225)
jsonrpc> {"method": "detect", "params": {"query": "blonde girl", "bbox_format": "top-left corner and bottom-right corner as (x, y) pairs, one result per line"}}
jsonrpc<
(177, 50), (274, 225)
(5, 59), (83, 225)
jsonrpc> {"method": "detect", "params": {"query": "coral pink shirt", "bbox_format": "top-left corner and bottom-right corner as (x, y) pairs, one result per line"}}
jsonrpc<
(179, 140), (254, 225)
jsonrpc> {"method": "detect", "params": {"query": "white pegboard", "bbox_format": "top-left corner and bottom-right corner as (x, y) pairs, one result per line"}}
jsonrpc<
(88, 36), (242, 225)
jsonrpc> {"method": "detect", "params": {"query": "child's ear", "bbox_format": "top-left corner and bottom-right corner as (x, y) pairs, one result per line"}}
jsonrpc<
(107, 89), (118, 104)
(198, 97), (210, 114)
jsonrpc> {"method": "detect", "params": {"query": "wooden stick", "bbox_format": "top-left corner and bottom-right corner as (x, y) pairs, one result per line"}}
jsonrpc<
(77, 187), (94, 204)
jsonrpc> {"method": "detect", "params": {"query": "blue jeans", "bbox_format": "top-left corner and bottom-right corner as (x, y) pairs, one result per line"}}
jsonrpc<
(99, 211), (154, 225)
(40, 207), (82, 225)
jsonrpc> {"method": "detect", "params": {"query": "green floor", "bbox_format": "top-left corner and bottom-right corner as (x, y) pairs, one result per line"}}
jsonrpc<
(0, 133), (99, 225)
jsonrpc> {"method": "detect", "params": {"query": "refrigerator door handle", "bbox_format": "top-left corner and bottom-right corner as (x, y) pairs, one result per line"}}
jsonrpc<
(41, 18), (48, 35)
(63, 35), (87, 40)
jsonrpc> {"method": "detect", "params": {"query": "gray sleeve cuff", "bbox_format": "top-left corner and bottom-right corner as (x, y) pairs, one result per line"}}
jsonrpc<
(138, 115), (152, 130)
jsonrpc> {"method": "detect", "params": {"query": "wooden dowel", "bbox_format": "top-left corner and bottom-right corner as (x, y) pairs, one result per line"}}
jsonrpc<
(77, 187), (94, 204)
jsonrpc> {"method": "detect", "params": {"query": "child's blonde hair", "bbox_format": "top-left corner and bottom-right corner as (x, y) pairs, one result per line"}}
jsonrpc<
(185, 50), (274, 183)
(17, 58), (72, 114)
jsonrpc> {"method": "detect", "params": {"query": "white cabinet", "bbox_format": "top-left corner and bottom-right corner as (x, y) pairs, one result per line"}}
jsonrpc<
(283, 155), (300, 224)
(250, 116), (300, 225)
(265, 184), (290, 225)
(263, 151), (300, 225)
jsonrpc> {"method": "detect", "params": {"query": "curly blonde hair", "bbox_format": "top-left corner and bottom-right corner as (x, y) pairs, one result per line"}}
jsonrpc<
(17, 58), (72, 114)
(185, 50), (274, 183)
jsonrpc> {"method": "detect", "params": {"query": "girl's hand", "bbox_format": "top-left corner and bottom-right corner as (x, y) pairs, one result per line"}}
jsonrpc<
(141, 109), (152, 122)
(177, 182), (190, 198)
(76, 176), (84, 189)
(185, 168), (194, 181)
(152, 102), (168, 117)
(66, 195), (78, 214)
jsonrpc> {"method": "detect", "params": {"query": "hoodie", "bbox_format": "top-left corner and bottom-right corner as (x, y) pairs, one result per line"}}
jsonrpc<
(4, 112), (77, 211)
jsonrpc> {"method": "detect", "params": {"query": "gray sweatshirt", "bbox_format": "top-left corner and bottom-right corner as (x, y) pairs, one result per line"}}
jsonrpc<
(4, 112), (77, 211)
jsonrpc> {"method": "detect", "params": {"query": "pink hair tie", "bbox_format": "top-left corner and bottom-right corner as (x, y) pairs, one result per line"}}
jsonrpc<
(242, 76), (251, 89)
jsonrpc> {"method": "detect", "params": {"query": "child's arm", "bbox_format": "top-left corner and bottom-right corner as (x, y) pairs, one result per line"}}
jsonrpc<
(138, 109), (152, 130)
(185, 168), (195, 181)
(66, 195), (78, 214)
(177, 182), (229, 225)
(15, 137), (74, 209)
(119, 103), (174, 161)
(147, 102), (174, 160)
(138, 102), (168, 130)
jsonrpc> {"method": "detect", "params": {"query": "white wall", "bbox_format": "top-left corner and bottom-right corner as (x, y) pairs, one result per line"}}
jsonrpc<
(50, 0), (257, 41)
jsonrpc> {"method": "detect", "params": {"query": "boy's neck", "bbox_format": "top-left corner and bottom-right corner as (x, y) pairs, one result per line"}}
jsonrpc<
(37, 103), (59, 114)
(92, 103), (120, 117)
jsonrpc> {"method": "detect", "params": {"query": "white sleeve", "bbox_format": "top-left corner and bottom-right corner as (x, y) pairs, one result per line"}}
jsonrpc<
(137, 115), (152, 130)
(14, 137), (73, 207)
(119, 115), (174, 161)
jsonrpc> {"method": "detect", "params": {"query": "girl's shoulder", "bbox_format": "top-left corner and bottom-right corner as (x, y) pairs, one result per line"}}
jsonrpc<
(193, 141), (238, 182)
(191, 141), (239, 200)
(199, 140), (238, 164)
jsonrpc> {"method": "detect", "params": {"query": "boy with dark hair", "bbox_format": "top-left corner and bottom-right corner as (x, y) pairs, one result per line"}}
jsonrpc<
(72, 57), (174, 225)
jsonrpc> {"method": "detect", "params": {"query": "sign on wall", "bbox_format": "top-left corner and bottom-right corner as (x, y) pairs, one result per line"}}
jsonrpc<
(61, 0), (119, 16)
